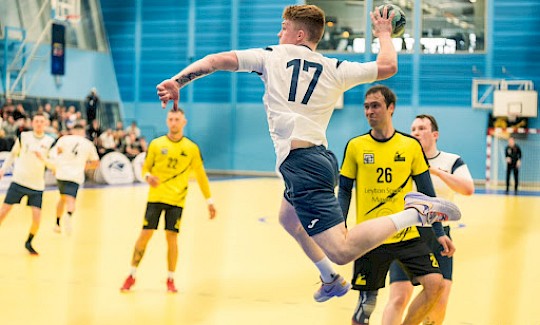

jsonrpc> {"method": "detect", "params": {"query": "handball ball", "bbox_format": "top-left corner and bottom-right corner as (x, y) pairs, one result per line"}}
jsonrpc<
(376, 4), (406, 38)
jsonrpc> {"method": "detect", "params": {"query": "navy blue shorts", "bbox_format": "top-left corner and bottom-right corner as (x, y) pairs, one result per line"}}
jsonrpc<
(389, 226), (453, 283)
(57, 180), (80, 198)
(279, 145), (345, 236)
(4, 182), (44, 208)
(143, 202), (183, 232)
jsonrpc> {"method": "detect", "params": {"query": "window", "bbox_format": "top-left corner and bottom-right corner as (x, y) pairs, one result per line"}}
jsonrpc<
(421, 0), (485, 53)
(309, 0), (367, 53)
(307, 0), (485, 54)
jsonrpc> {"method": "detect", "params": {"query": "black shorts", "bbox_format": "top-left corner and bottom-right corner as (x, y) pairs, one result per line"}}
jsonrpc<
(143, 202), (183, 232)
(351, 237), (441, 291)
(57, 180), (80, 198)
(279, 146), (344, 236)
(390, 226), (453, 283)
(3, 182), (43, 208)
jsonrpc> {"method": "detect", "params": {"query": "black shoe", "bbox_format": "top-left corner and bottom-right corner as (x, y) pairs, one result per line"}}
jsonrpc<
(25, 242), (39, 255)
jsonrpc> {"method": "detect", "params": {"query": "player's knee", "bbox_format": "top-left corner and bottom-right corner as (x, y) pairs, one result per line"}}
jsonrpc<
(326, 249), (353, 265)
(165, 231), (178, 242)
(422, 274), (444, 298)
(137, 231), (153, 244)
(352, 290), (378, 324)
(433, 280), (451, 310)
(388, 291), (409, 310)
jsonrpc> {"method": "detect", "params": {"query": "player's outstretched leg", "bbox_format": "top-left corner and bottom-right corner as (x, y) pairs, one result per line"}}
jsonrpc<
(404, 192), (461, 225)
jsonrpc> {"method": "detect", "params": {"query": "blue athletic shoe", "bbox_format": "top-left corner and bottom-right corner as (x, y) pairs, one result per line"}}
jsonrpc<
(313, 274), (351, 303)
(404, 192), (461, 225)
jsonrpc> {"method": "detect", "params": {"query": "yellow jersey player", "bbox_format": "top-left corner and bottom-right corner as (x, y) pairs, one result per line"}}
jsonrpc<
(338, 85), (454, 325)
(121, 108), (216, 293)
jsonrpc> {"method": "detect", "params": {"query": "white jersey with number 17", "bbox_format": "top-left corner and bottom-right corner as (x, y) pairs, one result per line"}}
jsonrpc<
(235, 44), (378, 171)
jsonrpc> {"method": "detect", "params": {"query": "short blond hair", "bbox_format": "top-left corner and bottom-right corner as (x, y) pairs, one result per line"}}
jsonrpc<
(169, 108), (185, 114)
(282, 5), (325, 43)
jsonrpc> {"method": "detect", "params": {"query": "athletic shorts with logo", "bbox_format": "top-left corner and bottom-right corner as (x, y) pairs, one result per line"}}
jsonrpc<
(279, 145), (344, 236)
(351, 237), (441, 291)
(143, 202), (183, 233)
(390, 225), (452, 283)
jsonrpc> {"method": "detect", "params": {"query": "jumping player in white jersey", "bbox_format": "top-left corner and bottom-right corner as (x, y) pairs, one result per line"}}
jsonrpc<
(386, 114), (474, 324)
(156, 4), (462, 302)
(51, 124), (100, 235)
(0, 113), (56, 255)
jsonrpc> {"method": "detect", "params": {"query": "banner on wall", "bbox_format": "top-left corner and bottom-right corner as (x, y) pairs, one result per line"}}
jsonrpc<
(132, 152), (146, 183)
(94, 152), (134, 185)
(51, 22), (66, 75)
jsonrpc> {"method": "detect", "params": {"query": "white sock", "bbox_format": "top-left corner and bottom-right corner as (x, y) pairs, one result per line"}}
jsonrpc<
(130, 266), (137, 277)
(168, 271), (174, 280)
(315, 257), (337, 283)
(388, 209), (420, 231)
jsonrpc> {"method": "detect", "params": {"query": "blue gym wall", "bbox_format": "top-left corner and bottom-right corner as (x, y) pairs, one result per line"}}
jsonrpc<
(101, 0), (540, 179)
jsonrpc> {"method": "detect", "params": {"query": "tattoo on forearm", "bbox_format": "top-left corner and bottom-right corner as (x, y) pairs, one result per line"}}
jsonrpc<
(175, 69), (212, 87)
(132, 248), (145, 266)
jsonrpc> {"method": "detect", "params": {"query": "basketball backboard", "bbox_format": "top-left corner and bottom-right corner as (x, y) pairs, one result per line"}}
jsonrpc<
(493, 90), (538, 118)
(51, 0), (80, 22)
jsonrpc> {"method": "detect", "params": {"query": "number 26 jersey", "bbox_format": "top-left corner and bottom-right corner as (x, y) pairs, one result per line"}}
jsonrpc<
(340, 131), (429, 243)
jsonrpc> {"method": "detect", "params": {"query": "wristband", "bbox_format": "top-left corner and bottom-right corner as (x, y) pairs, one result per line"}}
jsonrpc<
(206, 198), (214, 205)
(432, 222), (446, 238)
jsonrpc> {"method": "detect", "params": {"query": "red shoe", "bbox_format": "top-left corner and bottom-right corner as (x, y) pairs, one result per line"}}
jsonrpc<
(166, 278), (178, 293)
(120, 275), (135, 292)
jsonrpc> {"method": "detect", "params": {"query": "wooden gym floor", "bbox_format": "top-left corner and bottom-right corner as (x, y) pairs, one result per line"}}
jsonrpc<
(0, 177), (539, 325)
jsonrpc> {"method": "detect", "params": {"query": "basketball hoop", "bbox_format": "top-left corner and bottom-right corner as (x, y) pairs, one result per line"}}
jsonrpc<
(51, 0), (81, 24)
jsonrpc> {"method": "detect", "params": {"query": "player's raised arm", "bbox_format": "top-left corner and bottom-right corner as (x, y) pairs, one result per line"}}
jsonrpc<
(430, 166), (475, 196)
(371, 6), (398, 80)
(156, 51), (240, 110)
